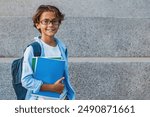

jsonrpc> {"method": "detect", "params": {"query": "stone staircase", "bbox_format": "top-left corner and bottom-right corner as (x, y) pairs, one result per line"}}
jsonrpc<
(0, 0), (150, 99)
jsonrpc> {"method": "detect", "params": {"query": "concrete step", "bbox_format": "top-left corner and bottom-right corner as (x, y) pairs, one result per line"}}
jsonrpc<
(1, 58), (150, 100)
(0, 0), (150, 18)
(1, 0), (150, 101)
(0, 17), (150, 57)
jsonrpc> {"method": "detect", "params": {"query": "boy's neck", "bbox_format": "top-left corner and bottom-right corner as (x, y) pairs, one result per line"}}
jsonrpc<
(41, 36), (56, 47)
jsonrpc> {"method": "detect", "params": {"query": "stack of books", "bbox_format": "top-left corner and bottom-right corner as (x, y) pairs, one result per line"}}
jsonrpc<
(32, 57), (67, 100)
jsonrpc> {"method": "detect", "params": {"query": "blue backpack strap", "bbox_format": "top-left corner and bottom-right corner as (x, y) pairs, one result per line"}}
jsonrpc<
(28, 42), (41, 57)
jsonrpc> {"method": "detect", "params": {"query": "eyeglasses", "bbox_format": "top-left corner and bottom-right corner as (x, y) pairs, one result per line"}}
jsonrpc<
(40, 19), (60, 25)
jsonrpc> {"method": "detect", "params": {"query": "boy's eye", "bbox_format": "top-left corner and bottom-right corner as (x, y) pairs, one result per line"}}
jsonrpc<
(41, 19), (49, 24)
(40, 19), (59, 25)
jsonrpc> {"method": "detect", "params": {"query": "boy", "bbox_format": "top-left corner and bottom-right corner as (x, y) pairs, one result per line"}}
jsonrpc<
(21, 5), (75, 100)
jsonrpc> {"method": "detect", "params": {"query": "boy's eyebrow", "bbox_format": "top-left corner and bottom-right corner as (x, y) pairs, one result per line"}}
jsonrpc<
(41, 18), (58, 21)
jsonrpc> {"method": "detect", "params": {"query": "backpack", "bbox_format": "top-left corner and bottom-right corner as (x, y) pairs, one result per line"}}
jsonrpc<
(11, 42), (41, 100)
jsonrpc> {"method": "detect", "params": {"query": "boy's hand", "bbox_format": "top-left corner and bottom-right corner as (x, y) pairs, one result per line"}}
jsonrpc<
(52, 77), (65, 94)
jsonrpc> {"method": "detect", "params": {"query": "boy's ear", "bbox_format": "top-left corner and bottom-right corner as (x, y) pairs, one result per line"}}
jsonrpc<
(35, 23), (40, 29)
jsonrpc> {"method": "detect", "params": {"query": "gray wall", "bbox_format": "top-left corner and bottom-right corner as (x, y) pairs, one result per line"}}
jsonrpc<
(0, 0), (150, 99)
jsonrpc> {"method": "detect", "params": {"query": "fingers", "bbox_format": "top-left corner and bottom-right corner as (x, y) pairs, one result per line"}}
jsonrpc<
(57, 77), (65, 83)
(53, 77), (65, 93)
(58, 84), (64, 94)
(53, 82), (64, 94)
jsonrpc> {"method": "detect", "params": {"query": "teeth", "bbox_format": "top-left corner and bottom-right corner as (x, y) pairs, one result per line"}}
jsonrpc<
(47, 29), (54, 32)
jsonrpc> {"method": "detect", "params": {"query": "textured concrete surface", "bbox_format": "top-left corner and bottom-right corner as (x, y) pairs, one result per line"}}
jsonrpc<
(0, 0), (150, 18)
(1, 60), (150, 100)
(0, 63), (16, 99)
(70, 61), (150, 100)
(1, 0), (150, 100)
(1, 17), (150, 57)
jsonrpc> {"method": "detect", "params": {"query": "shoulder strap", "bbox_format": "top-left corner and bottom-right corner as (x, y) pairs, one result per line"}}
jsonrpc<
(30, 42), (41, 57)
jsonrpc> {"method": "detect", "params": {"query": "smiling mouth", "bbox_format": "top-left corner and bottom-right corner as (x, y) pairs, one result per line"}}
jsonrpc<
(46, 29), (55, 32)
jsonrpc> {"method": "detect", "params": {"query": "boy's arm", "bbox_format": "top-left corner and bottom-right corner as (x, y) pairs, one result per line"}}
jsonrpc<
(21, 46), (43, 93)
(40, 77), (65, 94)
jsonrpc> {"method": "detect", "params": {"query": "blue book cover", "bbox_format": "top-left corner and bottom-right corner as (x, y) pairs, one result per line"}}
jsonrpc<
(32, 57), (66, 99)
